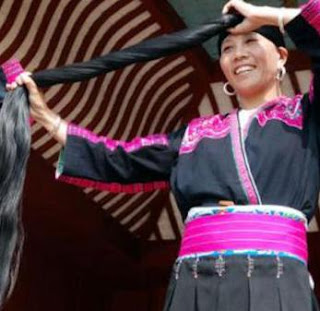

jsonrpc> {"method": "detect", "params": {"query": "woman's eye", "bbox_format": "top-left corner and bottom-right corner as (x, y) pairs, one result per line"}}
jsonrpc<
(222, 46), (232, 53)
(246, 38), (257, 44)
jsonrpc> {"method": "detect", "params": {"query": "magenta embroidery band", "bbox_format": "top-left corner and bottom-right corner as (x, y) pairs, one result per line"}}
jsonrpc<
(179, 207), (308, 264)
(68, 124), (169, 153)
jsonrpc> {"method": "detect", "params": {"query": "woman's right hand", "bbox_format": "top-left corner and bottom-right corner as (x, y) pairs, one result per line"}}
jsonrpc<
(6, 72), (49, 120)
(6, 73), (67, 145)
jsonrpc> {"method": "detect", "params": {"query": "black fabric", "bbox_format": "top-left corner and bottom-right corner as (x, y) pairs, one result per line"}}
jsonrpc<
(59, 95), (320, 221)
(243, 97), (319, 221)
(313, 291), (320, 311)
(56, 13), (320, 222)
(217, 25), (286, 55)
(164, 255), (315, 311)
(63, 136), (175, 184)
(62, 126), (187, 185)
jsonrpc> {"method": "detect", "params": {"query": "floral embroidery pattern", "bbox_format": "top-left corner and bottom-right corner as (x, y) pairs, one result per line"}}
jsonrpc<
(68, 124), (169, 152)
(180, 114), (231, 154)
(256, 95), (303, 130)
(179, 96), (304, 156)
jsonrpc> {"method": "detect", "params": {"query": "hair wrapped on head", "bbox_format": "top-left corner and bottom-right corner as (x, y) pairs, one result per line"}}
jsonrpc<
(0, 12), (243, 307)
(217, 25), (286, 55)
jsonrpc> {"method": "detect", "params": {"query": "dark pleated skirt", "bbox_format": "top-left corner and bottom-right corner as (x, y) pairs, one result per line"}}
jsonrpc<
(163, 255), (319, 311)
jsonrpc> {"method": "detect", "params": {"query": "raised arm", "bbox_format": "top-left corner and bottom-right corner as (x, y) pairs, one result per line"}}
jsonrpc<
(10, 73), (185, 193)
(55, 124), (185, 193)
(284, 0), (320, 106)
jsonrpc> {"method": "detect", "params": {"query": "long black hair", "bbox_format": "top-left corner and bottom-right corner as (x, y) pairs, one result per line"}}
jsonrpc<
(0, 13), (241, 306)
(0, 82), (29, 306)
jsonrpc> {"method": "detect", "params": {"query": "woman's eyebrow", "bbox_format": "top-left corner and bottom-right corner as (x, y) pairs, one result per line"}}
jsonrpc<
(222, 38), (234, 46)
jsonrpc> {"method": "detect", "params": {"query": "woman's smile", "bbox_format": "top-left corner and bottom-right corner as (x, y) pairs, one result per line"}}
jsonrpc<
(233, 64), (256, 75)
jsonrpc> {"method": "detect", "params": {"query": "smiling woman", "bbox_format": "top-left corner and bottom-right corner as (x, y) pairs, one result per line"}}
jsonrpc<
(219, 31), (288, 105)
(4, 0), (320, 310)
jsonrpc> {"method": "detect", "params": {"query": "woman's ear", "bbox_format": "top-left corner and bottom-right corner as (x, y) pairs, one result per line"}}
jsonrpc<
(278, 46), (289, 66)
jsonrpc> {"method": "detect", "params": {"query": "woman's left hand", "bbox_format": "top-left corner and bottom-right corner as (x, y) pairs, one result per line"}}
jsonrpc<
(222, 0), (300, 34)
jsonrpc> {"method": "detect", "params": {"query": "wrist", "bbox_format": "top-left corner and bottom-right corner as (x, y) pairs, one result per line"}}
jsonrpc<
(33, 107), (59, 130)
(48, 115), (62, 138)
(259, 7), (282, 27)
(31, 107), (67, 145)
(256, 7), (301, 30)
(278, 8), (285, 34)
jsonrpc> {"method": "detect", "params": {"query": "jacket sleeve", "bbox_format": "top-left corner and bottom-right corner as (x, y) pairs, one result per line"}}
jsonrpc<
(55, 123), (186, 193)
(285, 0), (320, 107)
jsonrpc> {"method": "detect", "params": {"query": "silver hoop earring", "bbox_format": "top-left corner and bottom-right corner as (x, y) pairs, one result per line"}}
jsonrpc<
(276, 66), (286, 81)
(223, 82), (236, 96)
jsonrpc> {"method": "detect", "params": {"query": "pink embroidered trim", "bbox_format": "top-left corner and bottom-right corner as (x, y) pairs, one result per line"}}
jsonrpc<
(57, 174), (169, 193)
(1, 59), (24, 83)
(256, 95), (303, 130)
(301, 0), (320, 35)
(230, 112), (259, 204)
(68, 124), (169, 152)
(179, 114), (231, 154)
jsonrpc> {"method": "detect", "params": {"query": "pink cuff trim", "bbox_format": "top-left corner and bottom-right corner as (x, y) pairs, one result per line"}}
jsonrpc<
(57, 174), (169, 193)
(1, 59), (24, 83)
(68, 124), (169, 153)
(301, 0), (320, 35)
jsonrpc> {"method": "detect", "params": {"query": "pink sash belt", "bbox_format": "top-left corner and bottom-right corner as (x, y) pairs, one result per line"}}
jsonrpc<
(179, 212), (308, 263)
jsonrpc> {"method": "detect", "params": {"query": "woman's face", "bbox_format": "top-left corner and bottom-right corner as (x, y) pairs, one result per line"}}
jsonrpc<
(219, 32), (287, 98)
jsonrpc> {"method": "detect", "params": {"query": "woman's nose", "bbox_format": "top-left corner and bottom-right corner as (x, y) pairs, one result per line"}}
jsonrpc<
(233, 45), (248, 61)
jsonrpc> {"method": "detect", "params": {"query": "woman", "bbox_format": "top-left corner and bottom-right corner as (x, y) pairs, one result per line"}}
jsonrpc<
(8, 0), (320, 310)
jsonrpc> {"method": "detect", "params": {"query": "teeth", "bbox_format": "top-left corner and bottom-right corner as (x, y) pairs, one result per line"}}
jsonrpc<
(235, 66), (254, 75)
